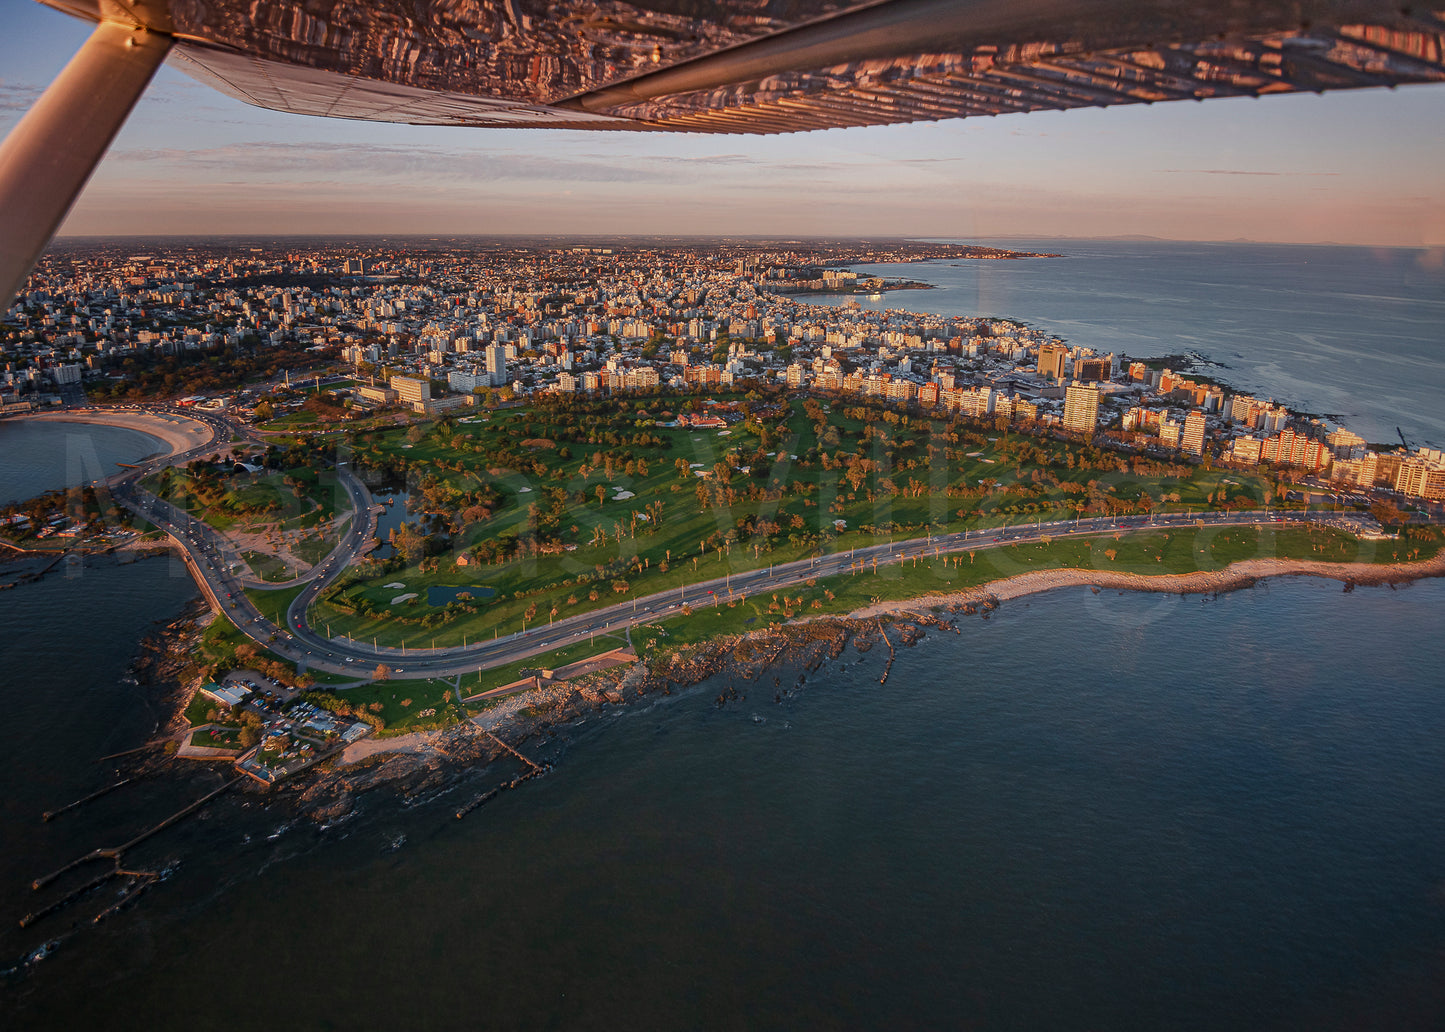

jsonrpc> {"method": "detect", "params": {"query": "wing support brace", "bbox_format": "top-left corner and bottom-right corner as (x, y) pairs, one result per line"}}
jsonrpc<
(0, 20), (172, 304)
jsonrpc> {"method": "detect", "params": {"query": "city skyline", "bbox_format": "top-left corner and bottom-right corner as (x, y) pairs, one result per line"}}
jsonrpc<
(5, 2), (1445, 247)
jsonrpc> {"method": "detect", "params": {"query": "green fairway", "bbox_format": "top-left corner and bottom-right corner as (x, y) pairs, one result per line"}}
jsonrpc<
(308, 391), (1316, 647)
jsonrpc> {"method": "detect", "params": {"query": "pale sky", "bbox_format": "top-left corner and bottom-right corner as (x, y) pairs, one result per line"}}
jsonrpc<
(6, 2), (1445, 246)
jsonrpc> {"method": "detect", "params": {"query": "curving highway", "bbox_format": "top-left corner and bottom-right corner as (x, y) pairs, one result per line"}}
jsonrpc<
(97, 405), (1416, 681)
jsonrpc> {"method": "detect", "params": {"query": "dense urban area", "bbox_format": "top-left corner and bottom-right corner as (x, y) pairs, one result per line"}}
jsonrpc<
(4, 237), (1441, 497)
(2, 237), (1442, 787)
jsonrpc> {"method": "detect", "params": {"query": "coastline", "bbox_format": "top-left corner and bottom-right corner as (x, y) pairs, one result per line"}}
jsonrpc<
(16, 409), (214, 459)
(775, 281), (934, 297)
(847, 551), (1445, 619)
(274, 549), (1445, 817)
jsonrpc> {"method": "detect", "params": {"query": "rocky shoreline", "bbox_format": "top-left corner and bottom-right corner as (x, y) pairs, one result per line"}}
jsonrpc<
(147, 550), (1445, 821)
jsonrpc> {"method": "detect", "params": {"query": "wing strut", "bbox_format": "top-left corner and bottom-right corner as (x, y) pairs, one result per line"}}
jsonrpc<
(0, 20), (172, 304)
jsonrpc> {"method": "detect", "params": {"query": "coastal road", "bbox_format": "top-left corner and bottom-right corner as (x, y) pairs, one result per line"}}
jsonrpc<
(97, 406), (1421, 680)
(112, 463), (382, 674)
(285, 507), (1373, 679)
(150, 502), (1393, 681)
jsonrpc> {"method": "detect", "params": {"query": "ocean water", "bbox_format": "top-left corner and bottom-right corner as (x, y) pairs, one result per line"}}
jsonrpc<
(2, 248), (1445, 1029)
(806, 241), (1445, 449)
(5, 577), (1445, 1031)
(0, 419), (168, 506)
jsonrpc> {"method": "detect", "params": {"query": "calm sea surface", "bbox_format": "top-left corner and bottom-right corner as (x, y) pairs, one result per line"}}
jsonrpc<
(0, 419), (169, 506)
(808, 240), (1445, 448)
(3, 244), (1445, 1029)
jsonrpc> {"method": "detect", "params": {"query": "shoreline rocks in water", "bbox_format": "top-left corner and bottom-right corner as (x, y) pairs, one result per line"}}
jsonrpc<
(148, 551), (1445, 819)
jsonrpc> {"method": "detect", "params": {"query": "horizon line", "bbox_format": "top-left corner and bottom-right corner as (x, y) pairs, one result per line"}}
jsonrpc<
(44, 233), (1443, 250)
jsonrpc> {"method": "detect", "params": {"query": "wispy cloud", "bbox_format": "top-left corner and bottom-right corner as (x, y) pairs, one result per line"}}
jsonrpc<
(106, 140), (855, 185)
(0, 81), (43, 112)
(1159, 168), (1340, 177)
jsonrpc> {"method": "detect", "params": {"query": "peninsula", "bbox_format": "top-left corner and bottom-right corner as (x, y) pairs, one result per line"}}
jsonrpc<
(1, 237), (1441, 794)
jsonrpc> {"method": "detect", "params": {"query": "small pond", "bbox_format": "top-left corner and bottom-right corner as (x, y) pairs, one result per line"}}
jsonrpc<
(427, 584), (496, 606)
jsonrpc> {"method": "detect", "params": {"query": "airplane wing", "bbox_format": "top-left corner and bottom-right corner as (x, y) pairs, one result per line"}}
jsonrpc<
(44, 0), (1445, 131)
(4, 0), (1444, 302)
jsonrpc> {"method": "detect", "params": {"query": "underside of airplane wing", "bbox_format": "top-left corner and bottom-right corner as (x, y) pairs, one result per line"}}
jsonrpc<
(4, 1), (1444, 303)
(40, 0), (1445, 131)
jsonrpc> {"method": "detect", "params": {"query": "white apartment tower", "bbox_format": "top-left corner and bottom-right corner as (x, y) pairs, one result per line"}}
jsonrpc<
(486, 344), (508, 387)
(1182, 410), (1207, 455)
(1062, 382), (1100, 432)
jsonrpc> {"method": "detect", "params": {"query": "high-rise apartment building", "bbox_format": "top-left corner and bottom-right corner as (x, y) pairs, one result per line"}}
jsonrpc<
(1062, 382), (1099, 432)
(486, 344), (508, 387)
(447, 369), (487, 394)
(1395, 457), (1445, 499)
(1037, 343), (1067, 381)
(1182, 410), (1206, 455)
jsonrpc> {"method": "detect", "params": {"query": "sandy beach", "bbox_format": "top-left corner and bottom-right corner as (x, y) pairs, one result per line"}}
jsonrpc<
(849, 552), (1445, 620)
(339, 731), (440, 764)
(19, 409), (214, 458)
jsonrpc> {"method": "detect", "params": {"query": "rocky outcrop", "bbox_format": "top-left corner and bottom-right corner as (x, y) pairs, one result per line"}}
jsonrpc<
(174, 551), (1445, 819)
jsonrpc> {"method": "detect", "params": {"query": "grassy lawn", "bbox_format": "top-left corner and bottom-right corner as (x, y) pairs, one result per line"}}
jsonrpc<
(457, 636), (631, 702)
(308, 670), (364, 686)
(148, 465), (350, 541)
(1370, 524), (1444, 564)
(331, 676), (465, 735)
(242, 550), (295, 582)
(300, 392), (1433, 651)
(183, 693), (221, 727)
(245, 582), (307, 625)
(628, 523), (1416, 651)
(260, 412), (318, 430)
(251, 737), (296, 769)
(278, 469), (345, 528)
(190, 726), (244, 750)
(197, 614), (252, 668)
(292, 523), (344, 565)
